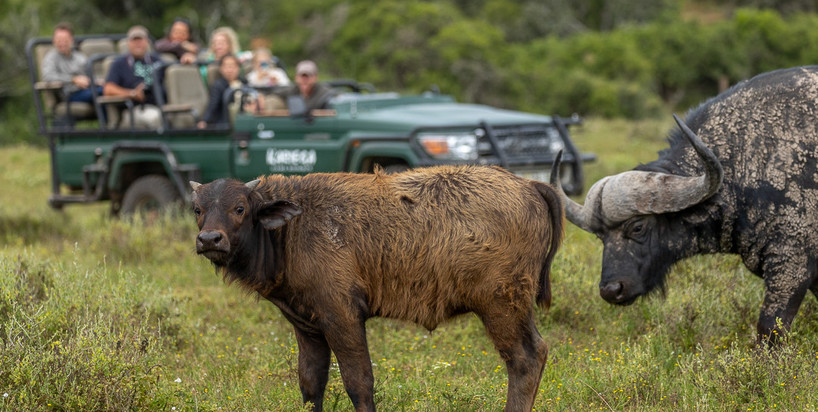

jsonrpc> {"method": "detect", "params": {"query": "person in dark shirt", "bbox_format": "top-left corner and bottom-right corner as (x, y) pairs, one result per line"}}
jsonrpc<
(155, 18), (199, 64)
(198, 54), (262, 128)
(286, 60), (335, 112)
(103, 25), (164, 128)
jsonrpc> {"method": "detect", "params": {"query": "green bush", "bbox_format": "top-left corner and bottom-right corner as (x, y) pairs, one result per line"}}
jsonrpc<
(0, 254), (174, 410)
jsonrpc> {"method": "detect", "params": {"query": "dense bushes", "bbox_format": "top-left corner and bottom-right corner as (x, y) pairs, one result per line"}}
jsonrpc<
(306, 5), (818, 119)
(424, 9), (818, 119)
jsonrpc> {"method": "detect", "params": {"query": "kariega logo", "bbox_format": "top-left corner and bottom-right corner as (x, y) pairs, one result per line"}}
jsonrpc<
(266, 148), (317, 172)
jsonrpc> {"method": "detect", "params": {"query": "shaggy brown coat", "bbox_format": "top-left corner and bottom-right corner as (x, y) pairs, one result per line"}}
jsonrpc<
(191, 165), (563, 412)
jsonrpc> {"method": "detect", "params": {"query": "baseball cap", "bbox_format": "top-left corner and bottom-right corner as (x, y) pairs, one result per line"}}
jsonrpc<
(127, 25), (149, 40)
(295, 60), (318, 77)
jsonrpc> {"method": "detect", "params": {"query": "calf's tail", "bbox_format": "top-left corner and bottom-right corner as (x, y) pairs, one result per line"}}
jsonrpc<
(533, 181), (565, 309)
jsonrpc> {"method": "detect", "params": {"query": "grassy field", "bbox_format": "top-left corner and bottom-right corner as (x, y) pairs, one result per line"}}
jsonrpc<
(1, 117), (817, 411)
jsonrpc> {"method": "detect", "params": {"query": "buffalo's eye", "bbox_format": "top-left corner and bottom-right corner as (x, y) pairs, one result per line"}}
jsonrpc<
(236, 206), (245, 216)
(193, 207), (201, 216)
(624, 218), (649, 242)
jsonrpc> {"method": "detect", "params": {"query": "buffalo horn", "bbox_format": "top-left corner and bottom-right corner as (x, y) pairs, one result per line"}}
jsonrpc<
(550, 151), (601, 232)
(552, 115), (723, 230)
(245, 179), (261, 190)
(189, 181), (202, 191)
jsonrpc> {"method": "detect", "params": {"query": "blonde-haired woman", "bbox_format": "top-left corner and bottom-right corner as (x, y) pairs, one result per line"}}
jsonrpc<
(200, 27), (251, 86)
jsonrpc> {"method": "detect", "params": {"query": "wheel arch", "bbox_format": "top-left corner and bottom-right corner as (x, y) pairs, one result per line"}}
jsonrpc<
(347, 140), (419, 173)
(105, 144), (192, 213)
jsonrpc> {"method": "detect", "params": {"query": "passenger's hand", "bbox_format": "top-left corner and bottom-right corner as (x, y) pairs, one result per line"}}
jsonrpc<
(197, 120), (207, 129)
(129, 83), (145, 102)
(180, 52), (196, 64)
(73, 75), (91, 89)
(182, 41), (198, 54)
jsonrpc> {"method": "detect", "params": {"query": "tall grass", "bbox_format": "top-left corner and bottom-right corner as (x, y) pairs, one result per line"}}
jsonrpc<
(1, 119), (817, 411)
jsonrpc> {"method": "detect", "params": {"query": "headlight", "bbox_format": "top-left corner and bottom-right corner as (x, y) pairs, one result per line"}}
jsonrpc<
(417, 131), (478, 161)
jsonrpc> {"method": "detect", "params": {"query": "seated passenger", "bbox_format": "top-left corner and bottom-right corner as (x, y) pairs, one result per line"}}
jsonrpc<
(200, 26), (247, 64)
(284, 60), (335, 112)
(103, 25), (164, 129)
(247, 48), (290, 88)
(41, 22), (101, 104)
(199, 26), (247, 87)
(155, 18), (199, 64)
(197, 54), (262, 129)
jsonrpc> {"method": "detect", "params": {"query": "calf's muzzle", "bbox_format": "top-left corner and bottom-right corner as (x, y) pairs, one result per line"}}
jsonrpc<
(196, 230), (229, 260)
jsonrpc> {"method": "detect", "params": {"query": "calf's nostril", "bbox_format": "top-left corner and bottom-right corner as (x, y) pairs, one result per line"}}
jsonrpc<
(197, 231), (224, 248)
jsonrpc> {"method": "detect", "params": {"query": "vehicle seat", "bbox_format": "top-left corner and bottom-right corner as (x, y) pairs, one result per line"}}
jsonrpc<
(205, 63), (220, 87)
(78, 38), (116, 80)
(161, 63), (209, 128)
(96, 54), (124, 129)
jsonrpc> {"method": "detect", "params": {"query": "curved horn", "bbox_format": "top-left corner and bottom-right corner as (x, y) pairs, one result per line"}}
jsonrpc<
(596, 114), (723, 223)
(673, 113), (724, 199)
(189, 181), (202, 191)
(551, 114), (724, 229)
(550, 150), (604, 232)
(245, 179), (261, 190)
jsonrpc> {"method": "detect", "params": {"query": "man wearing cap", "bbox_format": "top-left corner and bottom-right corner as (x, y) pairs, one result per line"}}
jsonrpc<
(286, 60), (334, 112)
(103, 25), (164, 129)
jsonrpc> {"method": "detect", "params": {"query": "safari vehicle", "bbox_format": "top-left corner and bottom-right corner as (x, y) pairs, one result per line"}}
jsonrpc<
(26, 34), (595, 215)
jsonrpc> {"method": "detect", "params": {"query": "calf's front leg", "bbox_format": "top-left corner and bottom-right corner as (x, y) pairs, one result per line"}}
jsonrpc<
(294, 328), (332, 411)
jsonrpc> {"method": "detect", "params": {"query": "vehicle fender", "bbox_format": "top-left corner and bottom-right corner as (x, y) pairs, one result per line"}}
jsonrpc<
(107, 150), (177, 194)
(346, 140), (421, 172)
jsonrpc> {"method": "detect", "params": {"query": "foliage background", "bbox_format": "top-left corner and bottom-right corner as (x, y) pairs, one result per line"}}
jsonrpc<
(6, 0), (818, 146)
(3, 1), (818, 409)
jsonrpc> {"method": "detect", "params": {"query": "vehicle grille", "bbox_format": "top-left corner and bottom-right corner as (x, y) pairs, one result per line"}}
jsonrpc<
(477, 123), (562, 162)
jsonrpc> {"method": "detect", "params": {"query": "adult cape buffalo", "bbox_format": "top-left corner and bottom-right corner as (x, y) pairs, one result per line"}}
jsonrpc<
(190, 165), (564, 412)
(552, 66), (818, 344)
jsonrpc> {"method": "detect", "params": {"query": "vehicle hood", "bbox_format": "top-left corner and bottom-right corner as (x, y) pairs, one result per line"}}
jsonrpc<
(341, 102), (553, 129)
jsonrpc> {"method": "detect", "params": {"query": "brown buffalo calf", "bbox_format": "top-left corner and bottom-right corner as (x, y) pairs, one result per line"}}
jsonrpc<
(190, 165), (564, 411)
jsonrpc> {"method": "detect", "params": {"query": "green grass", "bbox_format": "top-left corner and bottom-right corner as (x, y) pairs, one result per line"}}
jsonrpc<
(2, 118), (818, 411)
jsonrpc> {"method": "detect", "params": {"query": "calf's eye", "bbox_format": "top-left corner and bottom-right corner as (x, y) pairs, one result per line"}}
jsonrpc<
(236, 206), (245, 215)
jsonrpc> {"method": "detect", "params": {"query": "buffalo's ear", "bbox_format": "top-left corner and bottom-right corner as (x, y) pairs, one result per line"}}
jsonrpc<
(257, 200), (303, 230)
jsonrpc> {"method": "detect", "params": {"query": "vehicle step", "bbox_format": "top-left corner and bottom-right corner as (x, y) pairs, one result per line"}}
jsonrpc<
(82, 163), (108, 173)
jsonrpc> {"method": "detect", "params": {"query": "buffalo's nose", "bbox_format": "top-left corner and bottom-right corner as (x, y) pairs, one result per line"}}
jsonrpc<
(600, 282), (624, 302)
(197, 230), (224, 251)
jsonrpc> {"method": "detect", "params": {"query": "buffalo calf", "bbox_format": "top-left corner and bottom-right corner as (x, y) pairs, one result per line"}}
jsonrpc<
(191, 165), (563, 411)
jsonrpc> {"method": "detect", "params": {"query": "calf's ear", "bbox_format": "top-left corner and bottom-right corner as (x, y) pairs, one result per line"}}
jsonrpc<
(258, 200), (303, 230)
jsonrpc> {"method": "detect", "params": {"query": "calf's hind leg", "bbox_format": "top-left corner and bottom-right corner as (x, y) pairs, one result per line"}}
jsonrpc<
(480, 310), (548, 412)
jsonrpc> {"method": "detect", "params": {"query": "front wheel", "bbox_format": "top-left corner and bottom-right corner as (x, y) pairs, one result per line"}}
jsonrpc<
(120, 175), (182, 216)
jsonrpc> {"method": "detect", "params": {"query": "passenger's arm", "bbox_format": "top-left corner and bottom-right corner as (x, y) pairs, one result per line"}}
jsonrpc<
(103, 82), (145, 102)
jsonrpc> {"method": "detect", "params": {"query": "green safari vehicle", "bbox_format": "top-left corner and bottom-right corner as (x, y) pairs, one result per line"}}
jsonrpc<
(27, 34), (595, 215)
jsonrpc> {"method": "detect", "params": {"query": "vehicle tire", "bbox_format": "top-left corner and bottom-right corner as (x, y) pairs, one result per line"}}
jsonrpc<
(120, 175), (182, 216)
(383, 164), (410, 174)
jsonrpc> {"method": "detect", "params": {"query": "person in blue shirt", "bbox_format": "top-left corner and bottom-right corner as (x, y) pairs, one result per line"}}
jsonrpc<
(103, 25), (164, 128)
